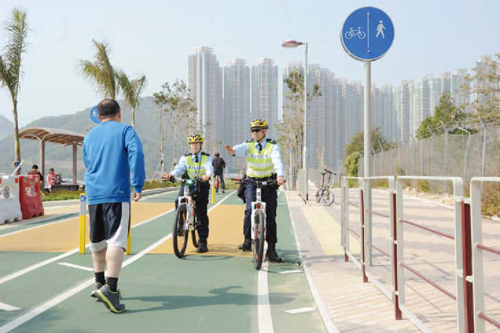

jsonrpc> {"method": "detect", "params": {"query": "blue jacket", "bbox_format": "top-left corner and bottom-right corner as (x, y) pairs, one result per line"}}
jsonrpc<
(83, 121), (145, 205)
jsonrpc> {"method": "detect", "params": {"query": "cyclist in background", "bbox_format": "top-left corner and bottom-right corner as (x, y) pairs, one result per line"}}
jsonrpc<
(163, 133), (213, 253)
(212, 152), (226, 193)
(224, 118), (286, 262)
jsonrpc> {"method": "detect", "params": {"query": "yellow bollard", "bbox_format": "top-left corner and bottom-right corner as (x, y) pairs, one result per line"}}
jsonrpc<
(125, 201), (132, 255)
(79, 194), (86, 254)
(211, 186), (215, 204)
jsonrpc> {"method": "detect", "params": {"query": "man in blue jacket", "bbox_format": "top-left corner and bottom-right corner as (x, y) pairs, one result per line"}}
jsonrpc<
(83, 99), (145, 313)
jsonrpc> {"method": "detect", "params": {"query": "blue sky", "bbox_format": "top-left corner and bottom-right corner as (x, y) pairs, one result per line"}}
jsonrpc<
(0, 0), (498, 125)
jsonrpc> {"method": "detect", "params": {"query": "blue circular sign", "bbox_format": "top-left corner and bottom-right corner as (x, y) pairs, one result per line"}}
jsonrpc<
(89, 106), (101, 124)
(341, 7), (395, 61)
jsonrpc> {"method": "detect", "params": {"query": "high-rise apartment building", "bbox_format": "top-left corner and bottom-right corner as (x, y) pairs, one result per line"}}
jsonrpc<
(224, 58), (250, 169)
(188, 46), (222, 151)
(251, 58), (278, 139)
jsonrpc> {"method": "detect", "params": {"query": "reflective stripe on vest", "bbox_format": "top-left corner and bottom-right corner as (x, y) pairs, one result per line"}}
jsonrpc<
(186, 154), (208, 179)
(246, 142), (274, 178)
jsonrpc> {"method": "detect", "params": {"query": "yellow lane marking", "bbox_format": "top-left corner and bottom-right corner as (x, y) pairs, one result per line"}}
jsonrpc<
(301, 206), (360, 256)
(150, 204), (252, 257)
(0, 202), (174, 252)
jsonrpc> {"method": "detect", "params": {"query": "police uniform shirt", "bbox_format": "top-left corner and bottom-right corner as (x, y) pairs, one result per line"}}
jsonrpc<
(170, 151), (214, 179)
(232, 137), (285, 177)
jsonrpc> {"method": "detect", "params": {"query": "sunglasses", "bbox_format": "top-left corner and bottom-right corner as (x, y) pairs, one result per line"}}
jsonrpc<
(251, 128), (262, 133)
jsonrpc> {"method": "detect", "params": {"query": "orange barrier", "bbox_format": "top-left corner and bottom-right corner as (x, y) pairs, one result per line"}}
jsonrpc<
(18, 175), (44, 219)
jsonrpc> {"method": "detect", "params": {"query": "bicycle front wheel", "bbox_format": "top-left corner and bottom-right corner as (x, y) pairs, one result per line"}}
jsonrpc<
(173, 205), (189, 258)
(253, 210), (266, 270)
(322, 189), (335, 206)
(191, 215), (199, 248)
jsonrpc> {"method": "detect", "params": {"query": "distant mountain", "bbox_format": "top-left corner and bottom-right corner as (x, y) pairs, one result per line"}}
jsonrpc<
(0, 97), (195, 180)
(0, 115), (14, 134)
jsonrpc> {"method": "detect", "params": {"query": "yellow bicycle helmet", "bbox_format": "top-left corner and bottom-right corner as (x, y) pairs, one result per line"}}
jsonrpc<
(187, 133), (204, 143)
(250, 118), (269, 129)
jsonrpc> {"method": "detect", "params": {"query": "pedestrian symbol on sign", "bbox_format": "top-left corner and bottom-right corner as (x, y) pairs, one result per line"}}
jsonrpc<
(376, 20), (386, 39)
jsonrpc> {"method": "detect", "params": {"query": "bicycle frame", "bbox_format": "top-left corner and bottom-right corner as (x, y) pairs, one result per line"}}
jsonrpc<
(251, 184), (267, 241)
(177, 180), (197, 232)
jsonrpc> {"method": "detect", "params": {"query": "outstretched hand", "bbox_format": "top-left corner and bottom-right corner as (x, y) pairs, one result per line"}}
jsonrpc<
(224, 144), (235, 156)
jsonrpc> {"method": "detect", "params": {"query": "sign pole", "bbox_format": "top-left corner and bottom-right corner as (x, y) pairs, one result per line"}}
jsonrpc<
(364, 61), (372, 266)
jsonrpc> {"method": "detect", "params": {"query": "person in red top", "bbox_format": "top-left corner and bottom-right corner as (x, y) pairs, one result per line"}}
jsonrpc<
(47, 168), (57, 189)
(28, 165), (44, 182)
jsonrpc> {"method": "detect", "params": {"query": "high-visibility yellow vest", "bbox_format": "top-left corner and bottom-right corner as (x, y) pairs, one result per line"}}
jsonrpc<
(186, 153), (209, 179)
(246, 139), (276, 178)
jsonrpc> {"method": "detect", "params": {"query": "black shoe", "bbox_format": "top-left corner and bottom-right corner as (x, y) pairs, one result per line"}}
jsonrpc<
(239, 238), (251, 251)
(197, 243), (208, 253)
(265, 244), (283, 263)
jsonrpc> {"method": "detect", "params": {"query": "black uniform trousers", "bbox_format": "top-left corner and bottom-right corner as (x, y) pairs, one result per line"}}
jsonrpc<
(243, 182), (278, 244)
(176, 181), (210, 243)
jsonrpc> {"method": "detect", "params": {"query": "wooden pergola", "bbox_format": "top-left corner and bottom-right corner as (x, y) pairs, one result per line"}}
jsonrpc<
(19, 127), (85, 188)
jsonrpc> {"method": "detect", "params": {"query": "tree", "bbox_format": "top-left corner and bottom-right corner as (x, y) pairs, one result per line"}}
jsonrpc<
(156, 80), (197, 168)
(416, 92), (468, 140)
(275, 68), (321, 186)
(78, 40), (119, 99)
(343, 128), (394, 177)
(0, 8), (29, 167)
(463, 54), (500, 124)
(153, 90), (168, 178)
(117, 71), (147, 127)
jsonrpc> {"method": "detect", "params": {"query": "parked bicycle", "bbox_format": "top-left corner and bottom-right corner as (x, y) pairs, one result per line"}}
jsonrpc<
(232, 177), (281, 270)
(172, 177), (206, 258)
(315, 169), (336, 206)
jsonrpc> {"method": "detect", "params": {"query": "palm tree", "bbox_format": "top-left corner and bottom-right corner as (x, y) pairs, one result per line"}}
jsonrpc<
(78, 40), (119, 99)
(116, 71), (147, 127)
(0, 8), (29, 166)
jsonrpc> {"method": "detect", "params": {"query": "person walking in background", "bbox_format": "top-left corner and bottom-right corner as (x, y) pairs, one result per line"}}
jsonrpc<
(83, 99), (145, 313)
(212, 152), (226, 193)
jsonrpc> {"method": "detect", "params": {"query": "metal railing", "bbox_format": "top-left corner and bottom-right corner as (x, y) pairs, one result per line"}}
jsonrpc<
(341, 177), (364, 271)
(470, 177), (500, 332)
(396, 176), (465, 332)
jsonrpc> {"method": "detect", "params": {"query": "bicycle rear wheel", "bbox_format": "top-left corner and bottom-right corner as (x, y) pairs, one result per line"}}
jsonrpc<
(322, 188), (335, 206)
(173, 205), (189, 258)
(253, 210), (265, 270)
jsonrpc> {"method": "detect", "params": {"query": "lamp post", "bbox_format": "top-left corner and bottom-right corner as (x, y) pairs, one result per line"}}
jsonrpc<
(282, 39), (308, 200)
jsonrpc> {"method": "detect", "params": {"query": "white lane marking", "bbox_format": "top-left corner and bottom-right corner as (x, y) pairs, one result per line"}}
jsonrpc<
(0, 302), (20, 312)
(0, 191), (236, 333)
(279, 269), (302, 275)
(57, 263), (94, 272)
(286, 307), (315, 314)
(0, 250), (79, 285)
(286, 192), (340, 333)
(0, 208), (176, 286)
(258, 259), (274, 333)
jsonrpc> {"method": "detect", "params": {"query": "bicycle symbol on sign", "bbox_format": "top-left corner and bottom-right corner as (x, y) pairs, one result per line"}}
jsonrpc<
(344, 27), (366, 40)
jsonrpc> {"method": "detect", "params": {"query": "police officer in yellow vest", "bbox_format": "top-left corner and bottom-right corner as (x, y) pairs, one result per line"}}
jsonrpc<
(164, 133), (213, 253)
(224, 119), (286, 262)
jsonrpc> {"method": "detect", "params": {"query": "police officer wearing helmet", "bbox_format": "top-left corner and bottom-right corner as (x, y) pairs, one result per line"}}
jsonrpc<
(224, 119), (286, 262)
(164, 133), (213, 253)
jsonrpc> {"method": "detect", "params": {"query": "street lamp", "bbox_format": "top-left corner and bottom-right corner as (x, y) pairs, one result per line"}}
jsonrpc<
(282, 39), (309, 200)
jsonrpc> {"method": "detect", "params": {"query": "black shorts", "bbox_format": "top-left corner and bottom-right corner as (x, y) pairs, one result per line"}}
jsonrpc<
(89, 202), (130, 252)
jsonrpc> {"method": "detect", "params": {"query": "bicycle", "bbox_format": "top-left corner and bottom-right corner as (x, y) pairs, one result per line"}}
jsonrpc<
(344, 27), (366, 40)
(233, 177), (281, 270)
(315, 169), (336, 206)
(172, 177), (205, 258)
